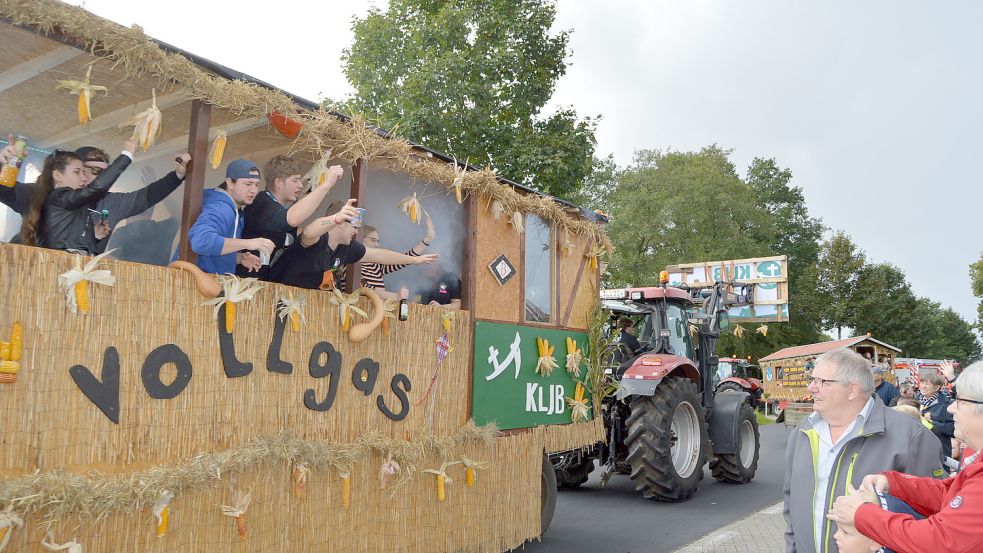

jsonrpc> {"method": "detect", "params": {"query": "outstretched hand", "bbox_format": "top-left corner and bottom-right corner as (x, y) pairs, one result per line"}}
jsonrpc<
(123, 138), (138, 156)
(240, 252), (262, 272)
(320, 165), (344, 189)
(941, 359), (956, 381)
(415, 253), (439, 265)
(332, 198), (359, 224)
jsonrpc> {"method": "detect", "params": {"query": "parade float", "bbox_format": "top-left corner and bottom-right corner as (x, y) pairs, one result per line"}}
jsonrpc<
(0, 1), (610, 551)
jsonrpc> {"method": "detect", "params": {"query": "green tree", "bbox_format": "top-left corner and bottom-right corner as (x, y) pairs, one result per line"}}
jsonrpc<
(903, 298), (981, 363)
(603, 147), (775, 288)
(341, 0), (598, 198)
(970, 252), (983, 328)
(815, 231), (866, 339)
(847, 263), (919, 349)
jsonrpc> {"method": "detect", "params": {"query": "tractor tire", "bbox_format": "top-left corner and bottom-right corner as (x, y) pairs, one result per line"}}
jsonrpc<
(555, 456), (595, 489)
(710, 400), (760, 484)
(715, 382), (747, 395)
(625, 378), (709, 502)
(541, 455), (557, 535)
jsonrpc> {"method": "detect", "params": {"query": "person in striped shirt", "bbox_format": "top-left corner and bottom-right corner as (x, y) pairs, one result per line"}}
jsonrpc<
(359, 213), (435, 299)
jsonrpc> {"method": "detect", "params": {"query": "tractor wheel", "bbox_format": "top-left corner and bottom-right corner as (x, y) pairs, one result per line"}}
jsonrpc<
(710, 400), (760, 484)
(541, 454), (557, 535)
(715, 382), (747, 395)
(625, 377), (709, 501)
(554, 455), (595, 489)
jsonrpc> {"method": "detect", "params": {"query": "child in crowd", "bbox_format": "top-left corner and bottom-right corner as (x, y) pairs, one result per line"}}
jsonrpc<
(188, 159), (273, 274)
(21, 139), (136, 254)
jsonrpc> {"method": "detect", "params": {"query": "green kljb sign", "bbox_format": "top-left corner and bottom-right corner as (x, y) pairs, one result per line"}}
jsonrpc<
(471, 321), (591, 430)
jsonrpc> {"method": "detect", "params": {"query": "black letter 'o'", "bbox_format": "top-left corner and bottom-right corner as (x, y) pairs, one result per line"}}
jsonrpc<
(141, 344), (193, 399)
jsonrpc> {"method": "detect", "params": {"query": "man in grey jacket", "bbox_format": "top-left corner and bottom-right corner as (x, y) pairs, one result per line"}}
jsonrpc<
(784, 348), (943, 553)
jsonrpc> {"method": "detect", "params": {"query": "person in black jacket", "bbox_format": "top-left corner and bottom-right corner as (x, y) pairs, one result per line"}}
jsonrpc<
(618, 317), (641, 354)
(918, 372), (956, 459)
(0, 136), (187, 255)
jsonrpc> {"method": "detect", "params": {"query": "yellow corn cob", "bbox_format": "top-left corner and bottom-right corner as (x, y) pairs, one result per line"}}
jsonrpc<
(410, 202), (419, 224)
(435, 474), (446, 501)
(454, 185), (462, 204)
(0, 372), (16, 384)
(342, 477), (351, 509)
(0, 341), (9, 361)
(235, 515), (247, 540)
(0, 527), (7, 543)
(575, 382), (585, 402)
(289, 311), (300, 333)
(589, 255), (598, 271)
(342, 307), (351, 332)
(465, 467), (475, 487)
(156, 506), (169, 538)
(442, 317), (452, 333)
(75, 281), (90, 314)
(78, 92), (90, 126)
(225, 301), (236, 333)
(209, 130), (227, 169)
(10, 322), (22, 361)
(0, 360), (18, 374)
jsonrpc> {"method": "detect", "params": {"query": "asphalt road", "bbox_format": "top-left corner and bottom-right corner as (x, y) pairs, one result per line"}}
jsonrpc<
(519, 421), (789, 553)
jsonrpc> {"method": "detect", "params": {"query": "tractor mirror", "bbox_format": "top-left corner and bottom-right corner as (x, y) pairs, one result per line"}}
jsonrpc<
(718, 311), (731, 331)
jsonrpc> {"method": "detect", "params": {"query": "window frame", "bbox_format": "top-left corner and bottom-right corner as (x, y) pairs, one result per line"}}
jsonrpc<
(521, 213), (556, 325)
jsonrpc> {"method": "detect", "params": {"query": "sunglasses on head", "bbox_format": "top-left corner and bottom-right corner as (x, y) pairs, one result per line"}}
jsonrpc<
(83, 165), (104, 176)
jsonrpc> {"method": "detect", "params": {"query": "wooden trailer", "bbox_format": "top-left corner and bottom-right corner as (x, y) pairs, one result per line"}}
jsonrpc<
(759, 335), (901, 405)
(0, 2), (609, 552)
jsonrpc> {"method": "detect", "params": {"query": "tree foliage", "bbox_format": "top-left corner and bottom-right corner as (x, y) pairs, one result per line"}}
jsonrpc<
(815, 231), (866, 339)
(341, 0), (598, 198)
(970, 251), (983, 328)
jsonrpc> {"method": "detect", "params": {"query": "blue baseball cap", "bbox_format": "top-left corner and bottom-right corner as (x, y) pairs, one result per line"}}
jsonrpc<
(226, 159), (260, 181)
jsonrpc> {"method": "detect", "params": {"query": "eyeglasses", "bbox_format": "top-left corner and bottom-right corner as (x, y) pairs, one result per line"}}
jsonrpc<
(83, 165), (104, 176)
(953, 392), (983, 407)
(805, 373), (841, 387)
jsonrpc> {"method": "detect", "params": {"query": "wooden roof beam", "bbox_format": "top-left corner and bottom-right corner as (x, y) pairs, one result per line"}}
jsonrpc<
(36, 90), (188, 148)
(0, 46), (82, 93)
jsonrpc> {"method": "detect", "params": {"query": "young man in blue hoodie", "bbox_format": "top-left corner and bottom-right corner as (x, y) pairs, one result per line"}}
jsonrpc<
(189, 159), (274, 274)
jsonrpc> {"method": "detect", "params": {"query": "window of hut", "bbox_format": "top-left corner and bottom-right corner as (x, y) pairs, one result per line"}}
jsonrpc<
(524, 214), (553, 323)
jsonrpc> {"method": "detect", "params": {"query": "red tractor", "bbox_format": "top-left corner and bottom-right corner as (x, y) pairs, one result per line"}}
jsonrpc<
(714, 357), (765, 410)
(551, 278), (761, 500)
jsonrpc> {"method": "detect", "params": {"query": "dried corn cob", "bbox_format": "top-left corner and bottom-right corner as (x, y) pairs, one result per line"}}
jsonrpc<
(209, 130), (227, 169)
(119, 89), (162, 151)
(535, 337), (558, 377)
(7, 323), (18, 361)
(153, 491), (173, 538)
(398, 193), (422, 224)
(55, 66), (108, 126)
(75, 281), (90, 314)
(0, 342), (8, 362)
(423, 461), (460, 502)
(0, 361), (18, 374)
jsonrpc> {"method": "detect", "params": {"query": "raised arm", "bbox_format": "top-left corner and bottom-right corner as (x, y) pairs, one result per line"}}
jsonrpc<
(299, 198), (359, 247)
(362, 247), (438, 266)
(100, 154), (188, 225)
(286, 165), (343, 227)
(53, 139), (136, 210)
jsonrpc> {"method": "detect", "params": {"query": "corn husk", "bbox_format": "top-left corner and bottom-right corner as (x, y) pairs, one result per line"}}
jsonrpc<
(510, 211), (524, 234)
(302, 149), (333, 192)
(55, 66), (108, 125)
(209, 129), (228, 169)
(293, 464), (310, 497)
(732, 324), (746, 338)
(41, 533), (82, 553)
(119, 88), (162, 151)
(220, 487), (253, 539)
(490, 200), (504, 221)
(565, 337), (583, 377)
(329, 289), (368, 334)
(398, 193), (422, 224)
(202, 275), (264, 320)
(277, 293), (307, 331)
(152, 491), (173, 538)
(0, 510), (23, 553)
(535, 337), (558, 377)
(58, 249), (117, 315)
(756, 324), (769, 337)
(460, 457), (489, 487)
(379, 456), (400, 491)
(451, 157), (469, 204)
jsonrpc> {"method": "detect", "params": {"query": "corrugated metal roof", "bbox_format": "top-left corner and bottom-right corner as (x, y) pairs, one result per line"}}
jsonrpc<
(759, 336), (901, 362)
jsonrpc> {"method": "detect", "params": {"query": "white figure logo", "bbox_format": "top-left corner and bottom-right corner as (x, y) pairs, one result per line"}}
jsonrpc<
(486, 333), (522, 381)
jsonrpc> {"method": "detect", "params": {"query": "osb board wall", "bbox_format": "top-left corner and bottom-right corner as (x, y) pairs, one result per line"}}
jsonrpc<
(0, 244), (475, 474)
(473, 195), (522, 324)
(557, 237), (597, 331)
(2, 433), (543, 553)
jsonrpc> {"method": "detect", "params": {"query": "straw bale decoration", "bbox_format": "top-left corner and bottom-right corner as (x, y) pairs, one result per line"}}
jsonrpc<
(0, 0), (612, 257)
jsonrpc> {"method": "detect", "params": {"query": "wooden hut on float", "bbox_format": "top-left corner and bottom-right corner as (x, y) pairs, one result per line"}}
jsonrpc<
(0, 1), (610, 551)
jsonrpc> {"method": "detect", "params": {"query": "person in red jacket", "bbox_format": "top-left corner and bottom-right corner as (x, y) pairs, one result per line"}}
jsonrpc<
(828, 360), (983, 553)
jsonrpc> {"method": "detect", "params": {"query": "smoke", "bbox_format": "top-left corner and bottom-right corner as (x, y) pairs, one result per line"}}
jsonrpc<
(360, 161), (466, 301)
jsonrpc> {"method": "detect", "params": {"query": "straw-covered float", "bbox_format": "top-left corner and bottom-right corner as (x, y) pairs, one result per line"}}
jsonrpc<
(0, 1), (611, 551)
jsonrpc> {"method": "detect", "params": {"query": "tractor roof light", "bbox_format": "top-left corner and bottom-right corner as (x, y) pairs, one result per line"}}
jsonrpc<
(640, 356), (663, 366)
(659, 270), (670, 284)
(630, 291), (643, 300)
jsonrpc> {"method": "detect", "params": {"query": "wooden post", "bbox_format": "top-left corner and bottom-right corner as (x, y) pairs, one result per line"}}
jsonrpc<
(346, 158), (367, 292)
(462, 193), (476, 312)
(178, 100), (211, 262)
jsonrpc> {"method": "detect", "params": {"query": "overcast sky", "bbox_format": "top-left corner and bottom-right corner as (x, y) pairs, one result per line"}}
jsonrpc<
(72, 0), (983, 324)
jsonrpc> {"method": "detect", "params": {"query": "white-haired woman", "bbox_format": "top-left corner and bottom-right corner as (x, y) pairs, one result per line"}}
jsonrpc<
(828, 360), (983, 552)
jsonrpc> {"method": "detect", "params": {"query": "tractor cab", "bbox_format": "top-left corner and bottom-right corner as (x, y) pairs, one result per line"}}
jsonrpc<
(601, 286), (697, 375)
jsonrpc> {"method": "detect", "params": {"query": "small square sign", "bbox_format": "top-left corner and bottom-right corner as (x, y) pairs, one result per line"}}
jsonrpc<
(488, 254), (516, 286)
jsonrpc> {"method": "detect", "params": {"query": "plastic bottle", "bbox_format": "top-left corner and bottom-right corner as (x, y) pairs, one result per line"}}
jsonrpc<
(0, 136), (28, 187)
(398, 286), (409, 321)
